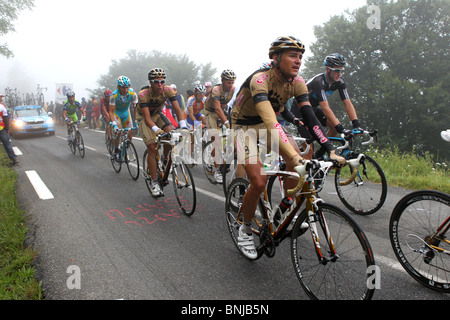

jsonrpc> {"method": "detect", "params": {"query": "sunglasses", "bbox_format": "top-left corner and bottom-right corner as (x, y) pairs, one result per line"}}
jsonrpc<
(329, 67), (344, 74)
(151, 80), (166, 85)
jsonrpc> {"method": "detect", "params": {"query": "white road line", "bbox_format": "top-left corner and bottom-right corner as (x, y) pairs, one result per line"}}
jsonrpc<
(56, 135), (96, 151)
(25, 170), (54, 200)
(13, 146), (23, 155)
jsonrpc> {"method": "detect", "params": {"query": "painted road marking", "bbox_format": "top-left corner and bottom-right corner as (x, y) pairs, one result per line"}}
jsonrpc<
(25, 170), (54, 200)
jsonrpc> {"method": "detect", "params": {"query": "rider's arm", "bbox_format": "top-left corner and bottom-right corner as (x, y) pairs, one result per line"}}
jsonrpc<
(255, 100), (299, 162)
(213, 99), (229, 127)
(319, 100), (340, 129)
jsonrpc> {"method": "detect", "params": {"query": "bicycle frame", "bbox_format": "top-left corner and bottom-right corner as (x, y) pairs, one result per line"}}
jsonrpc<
(255, 156), (362, 257)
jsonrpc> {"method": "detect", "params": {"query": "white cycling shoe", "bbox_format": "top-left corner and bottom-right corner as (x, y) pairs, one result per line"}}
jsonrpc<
(150, 183), (164, 198)
(238, 226), (258, 260)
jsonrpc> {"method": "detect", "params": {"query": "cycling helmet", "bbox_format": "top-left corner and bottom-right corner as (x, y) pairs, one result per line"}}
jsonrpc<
(324, 53), (346, 67)
(221, 69), (236, 81)
(269, 36), (305, 59)
(104, 90), (112, 97)
(66, 90), (75, 97)
(148, 68), (166, 80)
(117, 76), (131, 87)
(194, 84), (206, 94)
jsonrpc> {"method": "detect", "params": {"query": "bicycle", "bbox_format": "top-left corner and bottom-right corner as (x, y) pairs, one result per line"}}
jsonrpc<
(202, 124), (233, 184)
(225, 155), (376, 300)
(389, 190), (450, 292)
(66, 120), (85, 158)
(110, 124), (140, 181)
(313, 128), (387, 215)
(142, 131), (196, 216)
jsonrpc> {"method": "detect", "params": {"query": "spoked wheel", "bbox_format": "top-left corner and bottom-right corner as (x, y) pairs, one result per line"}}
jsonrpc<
(335, 154), (387, 215)
(290, 203), (376, 300)
(172, 160), (196, 216)
(69, 130), (76, 154)
(224, 178), (265, 260)
(111, 147), (122, 173)
(76, 131), (85, 158)
(389, 190), (450, 292)
(125, 141), (139, 180)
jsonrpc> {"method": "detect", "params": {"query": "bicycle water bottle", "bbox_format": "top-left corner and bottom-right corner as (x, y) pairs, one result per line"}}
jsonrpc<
(273, 197), (294, 227)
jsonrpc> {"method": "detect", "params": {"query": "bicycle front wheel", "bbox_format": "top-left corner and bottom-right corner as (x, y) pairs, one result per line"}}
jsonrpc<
(291, 203), (376, 300)
(69, 129), (76, 154)
(389, 190), (450, 292)
(76, 131), (85, 158)
(125, 141), (139, 180)
(335, 154), (387, 215)
(172, 160), (196, 216)
(202, 140), (219, 184)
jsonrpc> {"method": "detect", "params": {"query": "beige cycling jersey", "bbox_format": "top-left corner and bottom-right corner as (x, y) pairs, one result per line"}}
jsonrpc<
(204, 84), (235, 113)
(231, 67), (309, 161)
(136, 85), (177, 120)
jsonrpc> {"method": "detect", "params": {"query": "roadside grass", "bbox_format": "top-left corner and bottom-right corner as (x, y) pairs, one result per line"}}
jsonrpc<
(0, 151), (42, 300)
(369, 147), (449, 194)
(0, 145), (448, 300)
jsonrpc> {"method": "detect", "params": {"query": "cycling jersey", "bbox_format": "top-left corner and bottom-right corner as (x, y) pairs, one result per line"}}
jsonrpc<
(231, 66), (309, 161)
(109, 89), (137, 128)
(63, 100), (82, 115)
(185, 95), (206, 116)
(306, 73), (349, 107)
(204, 84), (235, 113)
(136, 85), (177, 119)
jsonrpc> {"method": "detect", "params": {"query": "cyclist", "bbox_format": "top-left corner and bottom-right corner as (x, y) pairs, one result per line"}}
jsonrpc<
(230, 36), (345, 259)
(108, 76), (138, 161)
(62, 91), (86, 143)
(297, 53), (363, 158)
(101, 89), (112, 133)
(136, 68), (187, 197)
(185, 84), (207, 129)
(203, 69), (236, 183)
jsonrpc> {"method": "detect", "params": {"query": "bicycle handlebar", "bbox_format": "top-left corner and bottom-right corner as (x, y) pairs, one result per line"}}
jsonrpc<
(286, 154), (364, 195)
(336, 129), (378, 151)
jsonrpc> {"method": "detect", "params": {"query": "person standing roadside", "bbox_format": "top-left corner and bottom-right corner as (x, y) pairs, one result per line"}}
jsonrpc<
(0, 94), (18, 165)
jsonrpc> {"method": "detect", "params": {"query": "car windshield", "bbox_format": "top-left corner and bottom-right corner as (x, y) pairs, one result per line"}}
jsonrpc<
(16, 108), (47, 117)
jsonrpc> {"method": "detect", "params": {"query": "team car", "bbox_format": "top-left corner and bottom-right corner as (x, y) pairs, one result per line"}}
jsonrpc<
(10, 105), (55, 138)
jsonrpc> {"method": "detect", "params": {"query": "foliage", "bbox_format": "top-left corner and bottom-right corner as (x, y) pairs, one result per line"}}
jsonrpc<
(0, 0), (35, 58)
(303, 0), (450, 161)
(96, 49), (218, 99)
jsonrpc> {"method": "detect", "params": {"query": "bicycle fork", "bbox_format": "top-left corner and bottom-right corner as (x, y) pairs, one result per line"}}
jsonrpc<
(305, 195), (338, 265)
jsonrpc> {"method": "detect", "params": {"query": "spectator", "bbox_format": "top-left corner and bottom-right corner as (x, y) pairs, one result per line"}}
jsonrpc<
(91, 99), (101, 129)
(0, 94), (18, 165)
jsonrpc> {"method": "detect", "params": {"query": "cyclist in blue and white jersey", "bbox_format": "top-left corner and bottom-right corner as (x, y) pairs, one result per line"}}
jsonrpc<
(109, 76), (138, 160)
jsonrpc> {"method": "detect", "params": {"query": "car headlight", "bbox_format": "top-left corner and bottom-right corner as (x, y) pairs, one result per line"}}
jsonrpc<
(46, 118), (54, 125)
(13, 120), (25, 129)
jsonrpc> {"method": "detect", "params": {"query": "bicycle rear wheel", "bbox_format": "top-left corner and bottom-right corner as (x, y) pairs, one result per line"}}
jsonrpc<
(335, 154), (387, 215)
(172, 160), (196, 216)
(389, 190), (450, 292)
(225, 178), (265, 260)
(76, 131), (85, 158)
(125, 141), (139, 180)
(290, 202), (376, 300)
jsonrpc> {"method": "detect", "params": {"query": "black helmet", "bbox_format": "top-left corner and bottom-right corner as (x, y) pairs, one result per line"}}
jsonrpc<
(324, 53), (346, 67)
(269, 36), (305, 59)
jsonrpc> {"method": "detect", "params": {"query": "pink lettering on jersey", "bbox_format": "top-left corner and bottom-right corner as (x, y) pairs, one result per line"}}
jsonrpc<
(139, 89), (150, 98)
(255, 74), (269, 85)
(274, 122), (288, 143)
(313, 125), (328, 144)
(293, 76), (306, 84)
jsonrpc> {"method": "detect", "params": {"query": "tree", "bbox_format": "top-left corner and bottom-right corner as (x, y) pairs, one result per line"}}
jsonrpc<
(96, 50), (218, 99)
(303, 0), (450, 160)
(0, 0), (34, 58)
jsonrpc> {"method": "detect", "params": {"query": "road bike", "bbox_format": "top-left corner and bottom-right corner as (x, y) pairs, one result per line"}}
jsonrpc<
(315, 128), (387, 215)
(142, 131), (196, 216)
(110, 124), (140, 181)
(225, 155), (376, 300)
(389, 190), (450, 292)
(67, 121), (85, 158)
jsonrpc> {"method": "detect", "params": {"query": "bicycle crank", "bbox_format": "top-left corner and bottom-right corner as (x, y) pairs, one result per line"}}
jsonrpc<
(258, 225), (276, 258)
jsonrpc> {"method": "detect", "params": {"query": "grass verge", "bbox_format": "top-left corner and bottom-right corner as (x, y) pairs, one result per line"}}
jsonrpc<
(0, 151), (42, 300)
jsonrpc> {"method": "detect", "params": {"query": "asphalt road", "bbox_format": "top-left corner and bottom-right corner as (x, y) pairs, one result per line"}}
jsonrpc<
(10, 124), (449, 303)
